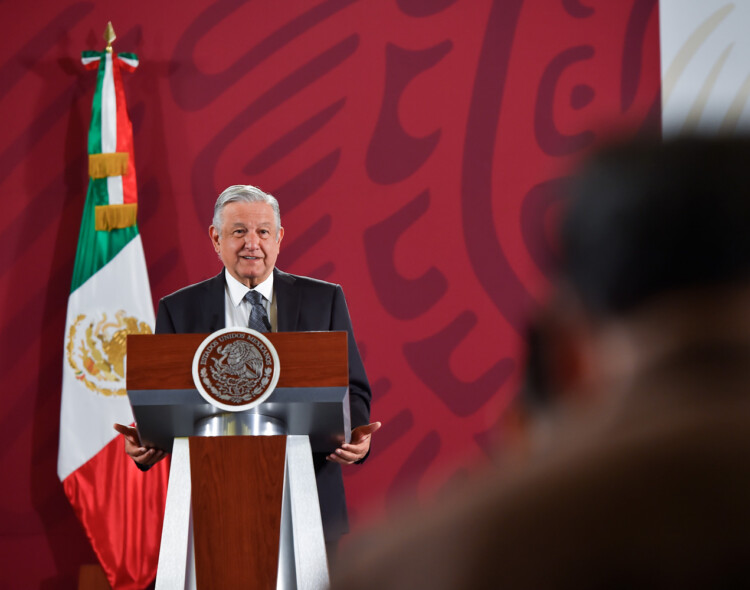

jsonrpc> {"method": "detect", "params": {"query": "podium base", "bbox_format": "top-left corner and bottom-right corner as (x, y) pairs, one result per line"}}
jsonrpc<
(155, 435), (328, 590)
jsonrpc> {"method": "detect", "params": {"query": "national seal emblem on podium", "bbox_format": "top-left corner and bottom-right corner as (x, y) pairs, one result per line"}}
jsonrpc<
(192, 328), (281, 412)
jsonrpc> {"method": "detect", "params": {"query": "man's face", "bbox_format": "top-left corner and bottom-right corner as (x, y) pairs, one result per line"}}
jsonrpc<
(209, 201), (284, 288)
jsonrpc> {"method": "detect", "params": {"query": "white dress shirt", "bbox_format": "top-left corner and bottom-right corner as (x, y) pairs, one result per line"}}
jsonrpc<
(223, 271), (277, 331)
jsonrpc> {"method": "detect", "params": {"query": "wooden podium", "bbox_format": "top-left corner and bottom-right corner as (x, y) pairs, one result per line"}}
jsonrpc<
(127, 332), (351, 590)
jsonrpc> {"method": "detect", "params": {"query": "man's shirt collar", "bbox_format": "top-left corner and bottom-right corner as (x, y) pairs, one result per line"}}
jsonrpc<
(225, 270), (274, 308)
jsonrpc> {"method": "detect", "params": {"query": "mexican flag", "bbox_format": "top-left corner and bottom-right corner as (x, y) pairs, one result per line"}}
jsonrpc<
(57, 45), (168, 589)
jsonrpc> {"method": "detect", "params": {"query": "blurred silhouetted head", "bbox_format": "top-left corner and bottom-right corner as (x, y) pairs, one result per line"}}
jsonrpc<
(561, 136), (750, 317)
(521, 136), (750, 412)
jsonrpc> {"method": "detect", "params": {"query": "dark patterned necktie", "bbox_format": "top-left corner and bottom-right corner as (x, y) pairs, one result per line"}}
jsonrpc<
(245, 290), (271, 333)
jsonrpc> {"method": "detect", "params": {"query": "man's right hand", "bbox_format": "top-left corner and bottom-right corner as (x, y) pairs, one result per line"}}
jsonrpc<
(113, 423), (167, 467)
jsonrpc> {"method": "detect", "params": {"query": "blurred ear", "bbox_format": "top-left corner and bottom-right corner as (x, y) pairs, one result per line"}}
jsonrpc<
(539, 298), (601, 407)
(507, 305), (599, 458)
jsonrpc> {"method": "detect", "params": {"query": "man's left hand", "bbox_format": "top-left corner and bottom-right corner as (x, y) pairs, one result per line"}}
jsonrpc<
(327, 422), (382, 464)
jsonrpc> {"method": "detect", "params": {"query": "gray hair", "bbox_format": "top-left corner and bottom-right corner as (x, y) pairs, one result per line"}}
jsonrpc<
(213, 185), (282, 239)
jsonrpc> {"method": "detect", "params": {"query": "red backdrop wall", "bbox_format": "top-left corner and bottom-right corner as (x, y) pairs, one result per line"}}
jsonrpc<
(0, 0), (660, 586)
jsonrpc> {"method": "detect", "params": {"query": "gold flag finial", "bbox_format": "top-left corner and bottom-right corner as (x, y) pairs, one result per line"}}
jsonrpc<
(104, 22), (116, 53)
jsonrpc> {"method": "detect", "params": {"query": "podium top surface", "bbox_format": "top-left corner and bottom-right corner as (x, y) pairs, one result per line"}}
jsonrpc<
(127, 331), (348, 391)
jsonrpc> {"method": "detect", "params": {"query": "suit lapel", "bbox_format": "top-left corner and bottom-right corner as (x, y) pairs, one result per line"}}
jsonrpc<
(274, 268), (300, 332)
(204, 270), (226, 332)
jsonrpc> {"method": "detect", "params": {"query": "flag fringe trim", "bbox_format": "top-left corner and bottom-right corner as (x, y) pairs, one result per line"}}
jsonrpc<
(89, 152), (129, 178)
(95, 203), (138, 231)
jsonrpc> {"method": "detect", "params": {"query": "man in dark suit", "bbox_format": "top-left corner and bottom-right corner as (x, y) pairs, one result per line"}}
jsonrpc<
(116, 184), (380, 548)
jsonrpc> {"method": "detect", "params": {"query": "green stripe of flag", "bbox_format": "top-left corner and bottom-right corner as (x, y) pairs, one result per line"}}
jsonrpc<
(71, 49), (139, 294)
(69, 181), (138, 294)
